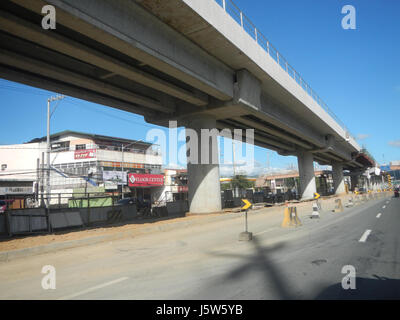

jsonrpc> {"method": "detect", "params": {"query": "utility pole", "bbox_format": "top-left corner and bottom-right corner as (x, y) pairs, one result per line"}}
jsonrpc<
(46, 95), (64, 209)
(232, 141), (236, 177)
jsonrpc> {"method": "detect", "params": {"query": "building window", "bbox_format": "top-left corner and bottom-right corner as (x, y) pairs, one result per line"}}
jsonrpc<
(76, 144), (86, 150)
(51, 141), (70, 152)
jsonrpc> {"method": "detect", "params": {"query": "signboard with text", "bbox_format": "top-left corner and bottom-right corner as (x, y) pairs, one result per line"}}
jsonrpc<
(177, 186), (188, 193)
(380, 165), (391, 172)
(74, 149), (96, 160)
(128, 173), (164, 187)
(103, 170), (127, 185)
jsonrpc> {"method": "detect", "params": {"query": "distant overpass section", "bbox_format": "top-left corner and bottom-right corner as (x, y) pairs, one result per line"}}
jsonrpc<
(0, 0), (375, 212)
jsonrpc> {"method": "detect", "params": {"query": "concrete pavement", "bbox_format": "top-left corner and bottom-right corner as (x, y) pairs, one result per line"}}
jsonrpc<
(0, 193), (397, 299)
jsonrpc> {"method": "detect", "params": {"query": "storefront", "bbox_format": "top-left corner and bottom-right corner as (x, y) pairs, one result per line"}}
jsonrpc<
(127, 173), (164, 203)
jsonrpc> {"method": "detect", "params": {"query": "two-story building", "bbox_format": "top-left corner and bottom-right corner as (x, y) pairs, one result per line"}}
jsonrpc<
(0, 131), (163, 206)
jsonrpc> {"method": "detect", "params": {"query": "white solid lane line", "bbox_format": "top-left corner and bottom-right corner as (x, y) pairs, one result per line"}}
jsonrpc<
(359, 229), (372, 243)
(376, 213), (382, 218)
(57, 277), (129, 300)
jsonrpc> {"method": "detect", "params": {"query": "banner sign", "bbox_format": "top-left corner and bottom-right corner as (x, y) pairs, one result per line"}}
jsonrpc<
(0, 187), (34, 195)
(103, 170), (127, 185)
(74, 149), (96, 160)
(177, 186), (188, 193)
(128, 174), (164, 187)
(104, 181), (118, 190)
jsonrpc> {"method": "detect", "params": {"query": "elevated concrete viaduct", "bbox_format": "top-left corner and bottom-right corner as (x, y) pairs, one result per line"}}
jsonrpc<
(0, 0), (374, 212)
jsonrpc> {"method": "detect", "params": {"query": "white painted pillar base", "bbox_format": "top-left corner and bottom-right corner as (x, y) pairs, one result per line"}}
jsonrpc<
(332, 162), (345, 195)
(297, 151), (316, 200)
(186, 116), (221, 214)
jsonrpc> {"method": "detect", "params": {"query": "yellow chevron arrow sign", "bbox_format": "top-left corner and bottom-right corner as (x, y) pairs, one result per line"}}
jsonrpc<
(241, 199), (252, 210)
(314, 192), (321, 199)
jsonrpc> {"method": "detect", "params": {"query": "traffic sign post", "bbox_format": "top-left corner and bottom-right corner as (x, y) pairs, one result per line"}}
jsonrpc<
(239, 199), (252, 241)
(311, 192), (321, 218)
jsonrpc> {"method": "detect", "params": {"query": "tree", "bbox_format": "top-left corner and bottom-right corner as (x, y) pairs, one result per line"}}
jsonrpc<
(231, 175), (254, 189)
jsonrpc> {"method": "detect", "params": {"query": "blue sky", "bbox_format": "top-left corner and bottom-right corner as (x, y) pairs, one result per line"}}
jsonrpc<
(0, 0), (399, 174)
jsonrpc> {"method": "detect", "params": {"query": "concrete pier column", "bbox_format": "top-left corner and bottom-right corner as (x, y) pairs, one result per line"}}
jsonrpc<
(350, 175), (359, 191)
(332, 162), (345, 195)
(297, 151), (316, 200)
(185, 116), (221, 214)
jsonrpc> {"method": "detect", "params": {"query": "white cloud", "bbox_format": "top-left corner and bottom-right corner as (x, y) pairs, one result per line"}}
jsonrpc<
(219, 160), (266, 177)
(356, 134), (370, 140)
(163, 163), (186, 170)
(388, 140), (400, 148)
(220, 160), (301, 177)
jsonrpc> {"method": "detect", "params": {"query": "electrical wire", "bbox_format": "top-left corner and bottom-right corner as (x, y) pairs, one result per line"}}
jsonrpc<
(0, 80), (163, 131)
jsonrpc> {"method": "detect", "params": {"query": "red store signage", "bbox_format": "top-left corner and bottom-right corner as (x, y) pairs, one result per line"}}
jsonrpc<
(128, 173), (164, 187)
(74, 149), (96, 160)
(178, 186), (188, 193)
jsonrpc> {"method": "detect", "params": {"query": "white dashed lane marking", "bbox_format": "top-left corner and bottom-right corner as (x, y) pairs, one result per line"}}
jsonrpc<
(359, 230), (372, 243)
(57, 277), (129, 300)
(376, 213), (382, 218)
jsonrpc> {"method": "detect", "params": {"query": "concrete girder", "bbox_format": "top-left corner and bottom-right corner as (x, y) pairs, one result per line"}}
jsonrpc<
(217, 120), (296, 152)
(0, 48), (173, 114)
(0, 10), (208, 106)
(231, 116), (314, 150)
(0, 64), (156, 118)
(9, 0), (234, 101)
(215, 123), (285, 154)
(259, 93), (326, 148)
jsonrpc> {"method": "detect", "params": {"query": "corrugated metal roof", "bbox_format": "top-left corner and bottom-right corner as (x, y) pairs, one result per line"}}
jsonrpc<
(27, 130), (154, 147)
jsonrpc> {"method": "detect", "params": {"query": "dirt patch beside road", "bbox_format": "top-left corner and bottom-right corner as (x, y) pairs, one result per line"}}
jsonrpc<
(0, 193), (362, 253)
(0, 214), (217, 252)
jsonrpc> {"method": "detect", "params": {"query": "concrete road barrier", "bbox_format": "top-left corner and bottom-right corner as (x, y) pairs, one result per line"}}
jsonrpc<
(346, 197), (354, 208)
(311, 202), (320, 219)
(333, 199), (344, 213)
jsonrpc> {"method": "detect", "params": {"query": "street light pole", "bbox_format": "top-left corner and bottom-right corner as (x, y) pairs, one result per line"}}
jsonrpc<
(46, 98), (50, 208)
(46, 95), (64, 208)
(121, 144), (125, 199)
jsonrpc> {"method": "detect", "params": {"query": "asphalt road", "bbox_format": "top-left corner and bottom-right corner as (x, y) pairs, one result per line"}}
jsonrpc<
(0, 194), (398, 300)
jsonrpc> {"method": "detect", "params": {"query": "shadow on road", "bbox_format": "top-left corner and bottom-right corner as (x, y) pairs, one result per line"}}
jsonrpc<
(206, 237), (293, 299)
(315, 275), (400, 299)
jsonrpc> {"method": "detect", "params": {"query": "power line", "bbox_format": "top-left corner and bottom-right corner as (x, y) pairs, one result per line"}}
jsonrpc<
(0, 82), (164, 130)
(63, 98), (158, 130)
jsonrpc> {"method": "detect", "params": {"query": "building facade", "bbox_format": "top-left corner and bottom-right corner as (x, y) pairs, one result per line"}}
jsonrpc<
(0, 131), (163, 206)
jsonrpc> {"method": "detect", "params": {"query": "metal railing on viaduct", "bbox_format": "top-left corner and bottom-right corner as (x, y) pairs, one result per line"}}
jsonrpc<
(215, 0), (354, 140)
